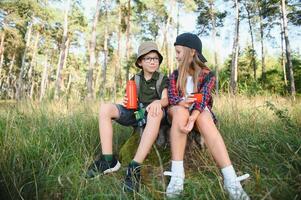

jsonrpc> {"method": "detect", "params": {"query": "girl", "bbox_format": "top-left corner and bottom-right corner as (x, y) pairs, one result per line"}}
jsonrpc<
(164, 33), (250, 200)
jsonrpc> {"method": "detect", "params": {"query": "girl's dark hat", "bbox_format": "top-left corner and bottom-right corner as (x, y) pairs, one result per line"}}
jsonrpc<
(174, 33), (207, 63)
(135, 41), (163, 68)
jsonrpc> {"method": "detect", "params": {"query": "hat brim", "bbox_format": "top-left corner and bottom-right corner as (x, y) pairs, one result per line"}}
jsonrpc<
(198, 53), (207, 63)
(135, 50), (163, 68)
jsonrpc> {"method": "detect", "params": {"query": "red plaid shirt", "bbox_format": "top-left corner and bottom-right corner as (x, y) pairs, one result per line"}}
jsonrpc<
(168, 68), (217, 123)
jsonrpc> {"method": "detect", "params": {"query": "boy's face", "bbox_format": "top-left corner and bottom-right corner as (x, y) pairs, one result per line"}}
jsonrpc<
(138, 52), (160, 73)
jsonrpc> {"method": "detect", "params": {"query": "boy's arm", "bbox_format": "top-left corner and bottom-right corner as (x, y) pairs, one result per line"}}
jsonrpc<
(159, 88), (169, 107)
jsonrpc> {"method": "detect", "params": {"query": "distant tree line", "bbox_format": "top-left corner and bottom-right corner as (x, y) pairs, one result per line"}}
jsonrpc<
(0, 0), (300, 101)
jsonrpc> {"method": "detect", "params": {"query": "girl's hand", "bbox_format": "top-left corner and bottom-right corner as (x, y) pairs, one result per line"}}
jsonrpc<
(179, 96), (196, 108)
(146, 100), (162, 117)
(181, 115), (197, 134)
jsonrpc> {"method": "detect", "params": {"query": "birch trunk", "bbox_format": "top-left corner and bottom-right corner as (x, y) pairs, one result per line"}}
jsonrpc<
(100, 0), (109, 98)
(244, 2), (256, 79)
(16, 22), (33, 100)
(209, 0), (219, 95)
(28, 32), (40, 99)
(40, 54), (49, 101)
(281, 0), (295, 98)
(230, 0), (239, 94)
(280, 16), (287, 86)
(54, 0), (71, 99)
(258, 6), (266, 83)
(0, 32), (5, 72)
(87, 0), (101, 99)
(125, 0), (131, 81)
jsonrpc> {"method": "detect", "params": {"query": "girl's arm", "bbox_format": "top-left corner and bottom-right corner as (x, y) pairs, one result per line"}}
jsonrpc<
(168, 71), (183, 105)
(194, 72), (216, 112)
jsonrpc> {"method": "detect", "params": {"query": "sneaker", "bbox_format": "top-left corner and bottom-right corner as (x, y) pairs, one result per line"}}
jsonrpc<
(224, 174), (250, 200)
(164, 171), (185, 198)
(86, 156), (121, 178)
(123, 164), (141, 192)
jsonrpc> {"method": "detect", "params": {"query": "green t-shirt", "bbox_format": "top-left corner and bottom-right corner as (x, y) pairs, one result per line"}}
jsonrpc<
(132, 71), (168, 106)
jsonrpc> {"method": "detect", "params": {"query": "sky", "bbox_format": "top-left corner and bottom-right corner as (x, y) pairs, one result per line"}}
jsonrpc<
(80, 0), (301, 64)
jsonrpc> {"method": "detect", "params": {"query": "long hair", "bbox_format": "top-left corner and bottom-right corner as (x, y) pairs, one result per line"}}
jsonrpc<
(176, 46), (207, 95)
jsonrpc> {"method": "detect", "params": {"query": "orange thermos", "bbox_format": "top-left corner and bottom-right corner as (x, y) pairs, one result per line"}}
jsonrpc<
(126, 80), (138, 109)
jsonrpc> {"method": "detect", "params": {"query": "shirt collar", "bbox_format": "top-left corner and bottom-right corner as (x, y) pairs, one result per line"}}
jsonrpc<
(139, 70), (159, 81)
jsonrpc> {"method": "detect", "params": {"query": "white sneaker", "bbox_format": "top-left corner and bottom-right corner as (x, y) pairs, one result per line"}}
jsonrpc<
(164, 171), (185, 198)
(224, 174), (250, 200)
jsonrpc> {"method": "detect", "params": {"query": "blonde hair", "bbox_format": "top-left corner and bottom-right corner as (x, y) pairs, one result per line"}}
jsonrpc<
(176, 46), (207, 95)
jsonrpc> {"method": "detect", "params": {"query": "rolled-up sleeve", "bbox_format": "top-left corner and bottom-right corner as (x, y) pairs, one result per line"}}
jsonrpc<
(168, 71), (182, 105)
(194, 72), (216, 112)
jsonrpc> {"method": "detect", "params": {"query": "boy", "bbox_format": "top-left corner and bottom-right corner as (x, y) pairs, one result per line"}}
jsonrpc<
(86, 41), (168, 192)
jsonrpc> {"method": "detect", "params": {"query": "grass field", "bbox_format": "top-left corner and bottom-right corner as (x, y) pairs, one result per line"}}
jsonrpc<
(0, 95), (300, 200)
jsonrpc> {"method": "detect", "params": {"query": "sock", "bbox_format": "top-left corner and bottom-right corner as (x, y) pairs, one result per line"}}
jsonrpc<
(129, 160), (141, 168)
(221, 165), (237, 183)
(171, 160), (184, 176)
(103, 154), (113, 162)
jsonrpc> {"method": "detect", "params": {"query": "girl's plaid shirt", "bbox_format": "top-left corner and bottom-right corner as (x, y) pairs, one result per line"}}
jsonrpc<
(167, 68), (217, 123)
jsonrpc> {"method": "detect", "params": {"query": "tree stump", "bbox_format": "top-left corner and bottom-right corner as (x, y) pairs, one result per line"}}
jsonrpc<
(118, 125), (206, 194)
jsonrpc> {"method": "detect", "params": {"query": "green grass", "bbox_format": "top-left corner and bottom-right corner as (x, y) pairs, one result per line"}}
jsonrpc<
(0, 95), (300, 200)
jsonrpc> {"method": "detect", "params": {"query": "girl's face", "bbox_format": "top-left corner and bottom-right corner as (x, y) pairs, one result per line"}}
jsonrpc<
(175, 45), (195, 65)
(175, 45), (185, 63)
(137, 51), (160, 74)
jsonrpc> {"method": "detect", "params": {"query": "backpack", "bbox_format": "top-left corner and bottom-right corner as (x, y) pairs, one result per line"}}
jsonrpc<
(134, 72), (165, 100)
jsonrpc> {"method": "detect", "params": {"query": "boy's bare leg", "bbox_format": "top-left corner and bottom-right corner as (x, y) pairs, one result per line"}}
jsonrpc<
(99, 103), (120, 154)
(133, 110), (163, 163)
(195, 110), (231, 168)
(169, 106), (190, 160)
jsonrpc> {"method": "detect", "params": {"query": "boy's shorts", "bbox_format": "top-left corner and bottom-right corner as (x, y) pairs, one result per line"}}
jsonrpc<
(115, 104), (138, 126)
(114, 104), (168, 127)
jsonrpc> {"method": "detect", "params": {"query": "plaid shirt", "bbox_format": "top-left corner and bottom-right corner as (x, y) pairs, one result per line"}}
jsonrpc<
(168, 68), (217, 123)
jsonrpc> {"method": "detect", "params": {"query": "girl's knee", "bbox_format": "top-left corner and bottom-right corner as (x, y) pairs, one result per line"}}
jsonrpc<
(198, 110), (212, 124)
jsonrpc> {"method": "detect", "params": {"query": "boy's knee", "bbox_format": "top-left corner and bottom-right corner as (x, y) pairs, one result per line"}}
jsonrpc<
(99, 103), (114, 118)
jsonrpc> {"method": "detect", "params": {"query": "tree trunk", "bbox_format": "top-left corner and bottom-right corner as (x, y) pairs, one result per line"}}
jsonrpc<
(281, 0), (296, 98)
(258, 6), (266, 84)
(243, 2), (256, 79)
(40, 54), (49, 102)
(6, 52), (15, 99)
(209, 0), (219, 96)
(0, 32), (5, 72)
(230, 0), (239, 95)
(87, 0), (101, 99)
(114, 4), (123, 102)
(16, 22), (33, 100)
(54, 0), (71, 99)
(161, 0), (175, 75)
(125, 0), (131, 81)
(100, 0), (109, 99)
(280, 16), (287, 86)
(28, 32), (40, 99)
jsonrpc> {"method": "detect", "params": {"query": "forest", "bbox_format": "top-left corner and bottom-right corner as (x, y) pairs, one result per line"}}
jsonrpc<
(0, 0), (300, 199)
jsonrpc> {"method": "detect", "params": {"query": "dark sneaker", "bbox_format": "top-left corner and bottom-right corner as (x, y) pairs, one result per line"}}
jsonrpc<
(86, 156), (121, 178)
(123, 164), (141, 192)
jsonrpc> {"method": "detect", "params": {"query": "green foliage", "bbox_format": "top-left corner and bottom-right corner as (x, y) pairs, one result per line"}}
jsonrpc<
(0, 97), (300, 199)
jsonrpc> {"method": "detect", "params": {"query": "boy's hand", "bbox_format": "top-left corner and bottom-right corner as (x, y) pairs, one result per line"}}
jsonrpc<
(146, 100), (162, 117)
(180, 115), (197, 134)
(123, 95), (128, 107)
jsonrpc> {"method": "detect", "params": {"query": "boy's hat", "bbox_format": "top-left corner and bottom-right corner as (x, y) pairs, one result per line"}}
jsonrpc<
(174, 32), (207, 63)
(135, 41), (163, 68)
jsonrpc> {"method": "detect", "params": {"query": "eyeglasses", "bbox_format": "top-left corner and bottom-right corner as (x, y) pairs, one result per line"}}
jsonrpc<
(142, 57), (160, 63)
